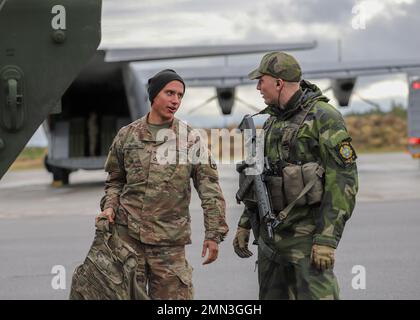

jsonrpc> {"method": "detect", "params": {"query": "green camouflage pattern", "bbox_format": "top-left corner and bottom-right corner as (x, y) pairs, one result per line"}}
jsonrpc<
(248, 51), (302, 81)
(257, 236), (339, 300)
(116, 224), (194, 300)
(238, 79), (358, 300)
(69, 218), (149, 300)
(239, 79), (358, 249)
(100, 115), (228, 246)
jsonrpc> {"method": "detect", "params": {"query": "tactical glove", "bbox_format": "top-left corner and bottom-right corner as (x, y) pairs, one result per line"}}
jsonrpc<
(233, 226), (253, 258)
(311, 244), (335, 271)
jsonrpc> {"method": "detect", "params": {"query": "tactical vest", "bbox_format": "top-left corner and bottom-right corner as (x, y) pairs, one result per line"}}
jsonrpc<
(238, 97), (325, 220)
(263, 98), (316, 165)
(236, 98), (326, 265)
(266, 98), (325, 216)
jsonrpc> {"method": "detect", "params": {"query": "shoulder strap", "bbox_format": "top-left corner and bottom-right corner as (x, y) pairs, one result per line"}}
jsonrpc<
(281, 100), (317, 162)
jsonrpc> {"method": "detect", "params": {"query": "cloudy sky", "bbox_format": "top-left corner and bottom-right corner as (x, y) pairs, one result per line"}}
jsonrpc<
(101, 0), (420, 122)
(30, 0), (420, 144)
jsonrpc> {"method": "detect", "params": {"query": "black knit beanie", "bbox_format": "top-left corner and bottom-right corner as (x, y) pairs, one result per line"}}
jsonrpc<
(147, 69), (185, 103)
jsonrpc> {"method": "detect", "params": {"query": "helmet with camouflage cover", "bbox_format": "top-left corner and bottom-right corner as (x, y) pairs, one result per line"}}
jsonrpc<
(248, 51), (302, 82)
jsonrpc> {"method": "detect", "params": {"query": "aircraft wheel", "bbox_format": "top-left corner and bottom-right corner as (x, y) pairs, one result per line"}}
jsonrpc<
(44, 155), (71, 186)
(52, 168), (70, 186)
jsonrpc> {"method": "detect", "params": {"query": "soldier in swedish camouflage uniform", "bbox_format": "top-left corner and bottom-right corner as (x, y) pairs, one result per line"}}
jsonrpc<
(98, 69), (228, 300)
(233, 52), (358, 300)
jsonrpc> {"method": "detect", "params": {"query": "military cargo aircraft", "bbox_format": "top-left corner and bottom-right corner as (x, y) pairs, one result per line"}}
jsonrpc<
(0, 0), (318, 183)
(42, 42), (319, 185)
(127, 60), (420, 161)
(0, 0), (102, 180)
(2, 0), (420, 186)
(18, 50), (420, 185)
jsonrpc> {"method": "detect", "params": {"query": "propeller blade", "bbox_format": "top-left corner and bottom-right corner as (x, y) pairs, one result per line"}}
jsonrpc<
(235, 96), (262, 112)
(354, 92), (381, 110)
(187, 95), (218, 114)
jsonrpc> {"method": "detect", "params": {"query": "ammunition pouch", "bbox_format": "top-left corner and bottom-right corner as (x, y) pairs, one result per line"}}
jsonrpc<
(236, 160), (324, 222)
(283, 164), (307, 207)
(69, 218), (149, 300)
(276, 162), (325, 222)
(282, 162), (325, 208)
(266, 176), (285, 212)
(302, 162), (324, 205)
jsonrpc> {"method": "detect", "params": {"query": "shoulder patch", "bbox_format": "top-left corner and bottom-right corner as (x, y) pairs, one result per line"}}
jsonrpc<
(336, 141), (357, 165)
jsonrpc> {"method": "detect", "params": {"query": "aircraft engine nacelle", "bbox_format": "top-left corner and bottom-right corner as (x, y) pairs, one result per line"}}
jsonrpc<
(331, 78), (357, 107)
(216, 87), (236, 115)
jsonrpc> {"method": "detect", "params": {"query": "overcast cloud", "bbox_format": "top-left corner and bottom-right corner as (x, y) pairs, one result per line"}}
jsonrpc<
(101, 0), (420, 60)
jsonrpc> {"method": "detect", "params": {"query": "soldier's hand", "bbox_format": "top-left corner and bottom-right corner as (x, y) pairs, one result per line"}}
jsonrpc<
(202, 240), (219, 265)
(96, 207), (115, 224)
(233, 226), (253, 258)
(310, 244), (335, 271)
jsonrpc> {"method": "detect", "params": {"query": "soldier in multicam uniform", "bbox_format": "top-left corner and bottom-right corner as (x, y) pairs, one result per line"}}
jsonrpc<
(233, 52), (358, 300)
(97, 69), (228, 300)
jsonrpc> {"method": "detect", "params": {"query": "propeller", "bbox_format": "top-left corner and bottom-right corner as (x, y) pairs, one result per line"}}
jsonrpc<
(354, 92), (381, 111)
(324, 84), (381, 110)
(187, 95), (218, 115)
(188, 95), (262, 115)
(235, 96), (262, 113)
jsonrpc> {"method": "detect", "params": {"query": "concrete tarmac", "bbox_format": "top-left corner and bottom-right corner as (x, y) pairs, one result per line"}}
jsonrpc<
(0, 152), (419, 300)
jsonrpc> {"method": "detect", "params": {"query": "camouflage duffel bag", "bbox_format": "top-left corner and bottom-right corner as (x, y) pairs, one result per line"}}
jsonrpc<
(69, 217), (149, 300)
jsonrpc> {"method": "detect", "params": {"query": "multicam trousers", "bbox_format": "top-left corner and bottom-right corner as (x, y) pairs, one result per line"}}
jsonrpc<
(116, 224), (194, 300)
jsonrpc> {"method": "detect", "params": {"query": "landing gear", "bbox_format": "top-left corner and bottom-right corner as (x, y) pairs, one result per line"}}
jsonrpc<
(44, 155), (72, 186)
(52, 167), (71, 186)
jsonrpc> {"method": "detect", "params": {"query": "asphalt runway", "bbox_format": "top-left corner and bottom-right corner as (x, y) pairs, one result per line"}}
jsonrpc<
(0, 152), (419, 300)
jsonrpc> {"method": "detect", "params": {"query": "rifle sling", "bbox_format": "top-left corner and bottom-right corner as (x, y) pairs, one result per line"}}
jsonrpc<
(278, 166), (325, 221)
(282, 101), (317, 162)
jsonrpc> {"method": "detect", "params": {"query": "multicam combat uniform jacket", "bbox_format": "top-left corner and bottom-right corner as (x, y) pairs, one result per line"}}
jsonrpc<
(101, 115), (228, 246)
(239, 80), (358, 250)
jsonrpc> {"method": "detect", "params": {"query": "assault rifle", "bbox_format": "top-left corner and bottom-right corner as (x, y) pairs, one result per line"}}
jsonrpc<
(235, 114), (281, 240)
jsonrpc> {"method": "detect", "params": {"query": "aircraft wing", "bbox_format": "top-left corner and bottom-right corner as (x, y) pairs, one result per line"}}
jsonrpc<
(104, 41), (317, 62)
(132, 64), (254, 87)
(300, 59), (420, 79)
(132, 59), (420, 87)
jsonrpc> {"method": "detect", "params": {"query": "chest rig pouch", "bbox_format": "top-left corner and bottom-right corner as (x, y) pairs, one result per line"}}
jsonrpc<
(267, 101), (325, 221)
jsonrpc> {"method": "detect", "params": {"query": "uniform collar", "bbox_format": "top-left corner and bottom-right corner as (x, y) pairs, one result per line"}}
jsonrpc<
(284, 88), (303, 112)
(260, 88), (303, 118)
(137, 114), (179, 143)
